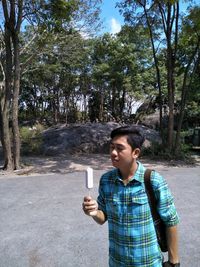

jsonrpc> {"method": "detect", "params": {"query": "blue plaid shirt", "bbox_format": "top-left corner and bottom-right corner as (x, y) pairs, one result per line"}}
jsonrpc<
(97, 162), (179, 267)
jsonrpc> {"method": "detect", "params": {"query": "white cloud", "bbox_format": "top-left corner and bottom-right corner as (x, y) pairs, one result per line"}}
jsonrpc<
(110, 18), (121, 34)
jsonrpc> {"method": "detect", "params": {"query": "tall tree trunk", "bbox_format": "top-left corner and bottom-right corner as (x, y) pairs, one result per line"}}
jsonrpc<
(12, 35), (21, 170)
(65, 97), (69, 124)
(99, 88), (104, 122)
(167, 39), (175, 151)
(1, 15), (13, 170)
(1, 0), (23, 170)
(120, 87), (126, 117)
(53, 88), (59, 124)
(158, 2), (179, 152)
(111, 83), (116, 119)
(82, 94), (87, 122)
(165, 2), (178, 152)
(0, 89), (13, 170)
(143, 4), (164, 142)
(167, 57), (175, 152)
(1, 106), (13, 170)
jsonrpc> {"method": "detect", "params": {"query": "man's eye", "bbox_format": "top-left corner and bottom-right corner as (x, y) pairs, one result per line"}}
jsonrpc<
(110, 145), (124, 152)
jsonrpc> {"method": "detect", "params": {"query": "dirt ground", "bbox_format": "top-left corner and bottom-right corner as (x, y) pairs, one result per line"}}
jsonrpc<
(0, 153), (199, 178)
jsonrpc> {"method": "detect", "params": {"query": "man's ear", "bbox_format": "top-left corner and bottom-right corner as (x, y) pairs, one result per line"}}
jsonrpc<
(132, 148), (140, 159)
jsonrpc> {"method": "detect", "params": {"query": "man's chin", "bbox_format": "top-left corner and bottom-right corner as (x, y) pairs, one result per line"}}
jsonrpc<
(111, 160), (119, 167)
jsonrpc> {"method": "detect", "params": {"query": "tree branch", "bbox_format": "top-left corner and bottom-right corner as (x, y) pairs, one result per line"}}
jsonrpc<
(16, 0), (23, 33)
(19, 32), (39, 55)
(174, 2), (179, 59)
(169, 5), (175, 34)
(2, 0), (9, 22)
(10, 0), (15, 27)
(158, 3), (167, 35)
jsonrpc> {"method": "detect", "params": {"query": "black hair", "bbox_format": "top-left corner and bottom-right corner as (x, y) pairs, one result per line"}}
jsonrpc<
(110, 125), (145, 150)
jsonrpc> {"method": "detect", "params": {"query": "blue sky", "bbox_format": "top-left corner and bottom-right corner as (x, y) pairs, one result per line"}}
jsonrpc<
(100, 0), (199, 35)
(100, 0), (123, 34)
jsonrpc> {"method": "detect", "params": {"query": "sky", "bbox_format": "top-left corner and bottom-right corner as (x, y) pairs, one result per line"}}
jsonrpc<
(99, 0), (199, 35)
(100, 0), (123, 34)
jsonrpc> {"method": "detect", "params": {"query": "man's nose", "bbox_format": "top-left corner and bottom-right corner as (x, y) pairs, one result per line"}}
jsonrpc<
(110, 147), (117, 156)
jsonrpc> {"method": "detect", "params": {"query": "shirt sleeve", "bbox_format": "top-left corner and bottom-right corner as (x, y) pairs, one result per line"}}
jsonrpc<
(97, 175), (107, 219)
(151, 171), (180, 227)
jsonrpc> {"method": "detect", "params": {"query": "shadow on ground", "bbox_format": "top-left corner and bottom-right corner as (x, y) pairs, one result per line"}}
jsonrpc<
(19, 154), (113, 175)
(0, 152), (199, 177)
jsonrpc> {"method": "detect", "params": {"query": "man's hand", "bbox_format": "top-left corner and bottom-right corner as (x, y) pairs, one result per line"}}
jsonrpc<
(82, 196), (98, 217)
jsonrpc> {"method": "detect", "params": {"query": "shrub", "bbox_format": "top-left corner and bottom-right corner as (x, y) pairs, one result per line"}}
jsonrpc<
(20, 123), (45, 155)
(142, 141), (194, 163)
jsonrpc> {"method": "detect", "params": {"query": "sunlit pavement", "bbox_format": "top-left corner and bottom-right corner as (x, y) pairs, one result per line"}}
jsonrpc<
(0, 166), (200, 267)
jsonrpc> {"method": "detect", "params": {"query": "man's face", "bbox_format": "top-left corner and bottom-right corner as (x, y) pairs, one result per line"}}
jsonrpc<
(110, 135), (139, 170)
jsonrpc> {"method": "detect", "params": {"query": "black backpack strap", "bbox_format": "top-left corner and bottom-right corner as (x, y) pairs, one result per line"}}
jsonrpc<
(144, 169), (160, 222)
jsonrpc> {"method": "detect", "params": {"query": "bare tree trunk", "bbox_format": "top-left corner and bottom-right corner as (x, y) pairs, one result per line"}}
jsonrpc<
(167, 60), (175, 151)
(0, 73), (6, 160)
(1, 4), (13, 169)
(143, 4), (164, 142)
(0, 89), (13, 170)
(12, 35), (21, 170)
(111, 83), (116, 119)
(0, 0), (24, 170)
(167, 38), (175, 151)
(156, 2), (179, 152)
(53, 88), (59, 124)
(120, 87), (126, 117)
(0, 88), (13, 170)
(65, 97), (69, 124)
(99, 88), (104, 122)
(1, 109), (13, 170)
(165, 2), (179, 152)
(82, 94), (87, 122)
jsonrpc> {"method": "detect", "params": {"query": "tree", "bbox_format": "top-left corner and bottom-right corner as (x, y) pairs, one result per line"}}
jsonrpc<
(0, 0), (101, 170)
(117, 0), (200, 153)
(0, 0), (24, 170)
(117, 1), (167, 141)
(174, 6), (200, 152)
(90, 32), (142, 122)
(0, 0), (75, 170)
(20, 30), (92, 124)
(19, 27), (154, 125)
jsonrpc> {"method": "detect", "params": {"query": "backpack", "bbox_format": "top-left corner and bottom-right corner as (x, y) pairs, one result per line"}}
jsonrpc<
(144, 169), (168, 252)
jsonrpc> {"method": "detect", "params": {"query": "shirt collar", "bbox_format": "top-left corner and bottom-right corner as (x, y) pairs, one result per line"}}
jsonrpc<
(133, 161), (145, 183)
(114, 161), (145, 184)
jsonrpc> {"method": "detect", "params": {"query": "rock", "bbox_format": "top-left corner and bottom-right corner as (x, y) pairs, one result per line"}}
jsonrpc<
(41, 122), (161, 155)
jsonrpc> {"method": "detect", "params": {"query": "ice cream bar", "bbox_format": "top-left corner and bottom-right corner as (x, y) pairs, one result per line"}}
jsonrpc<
(86, 167), (93, 189)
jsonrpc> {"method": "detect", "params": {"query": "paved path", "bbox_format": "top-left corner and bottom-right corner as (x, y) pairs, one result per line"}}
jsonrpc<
(0, 166), (200, 267)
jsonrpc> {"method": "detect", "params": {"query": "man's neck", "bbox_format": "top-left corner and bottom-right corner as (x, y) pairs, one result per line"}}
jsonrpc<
(120, 161), (138, 185)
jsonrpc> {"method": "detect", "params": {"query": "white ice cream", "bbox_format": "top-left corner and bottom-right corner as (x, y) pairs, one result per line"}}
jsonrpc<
(86, 167), (93, 189)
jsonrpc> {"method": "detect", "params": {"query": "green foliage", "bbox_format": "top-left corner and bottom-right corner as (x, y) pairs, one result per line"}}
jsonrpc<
(47, 0), (77, 21)
(20, 124), (45, 155)
(16, 1), (200, 147)
(142, 127), (195, 162)
(89, 29), (154, 121)
(187, 104), (200, 128)
(142, 141), (193, 162)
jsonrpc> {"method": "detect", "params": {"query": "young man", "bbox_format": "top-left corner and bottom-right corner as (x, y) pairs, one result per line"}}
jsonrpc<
(82, 126), (180, 267)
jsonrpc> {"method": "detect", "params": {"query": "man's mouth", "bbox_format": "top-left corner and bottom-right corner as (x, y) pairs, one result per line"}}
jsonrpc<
(111, 158), (119, 162)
